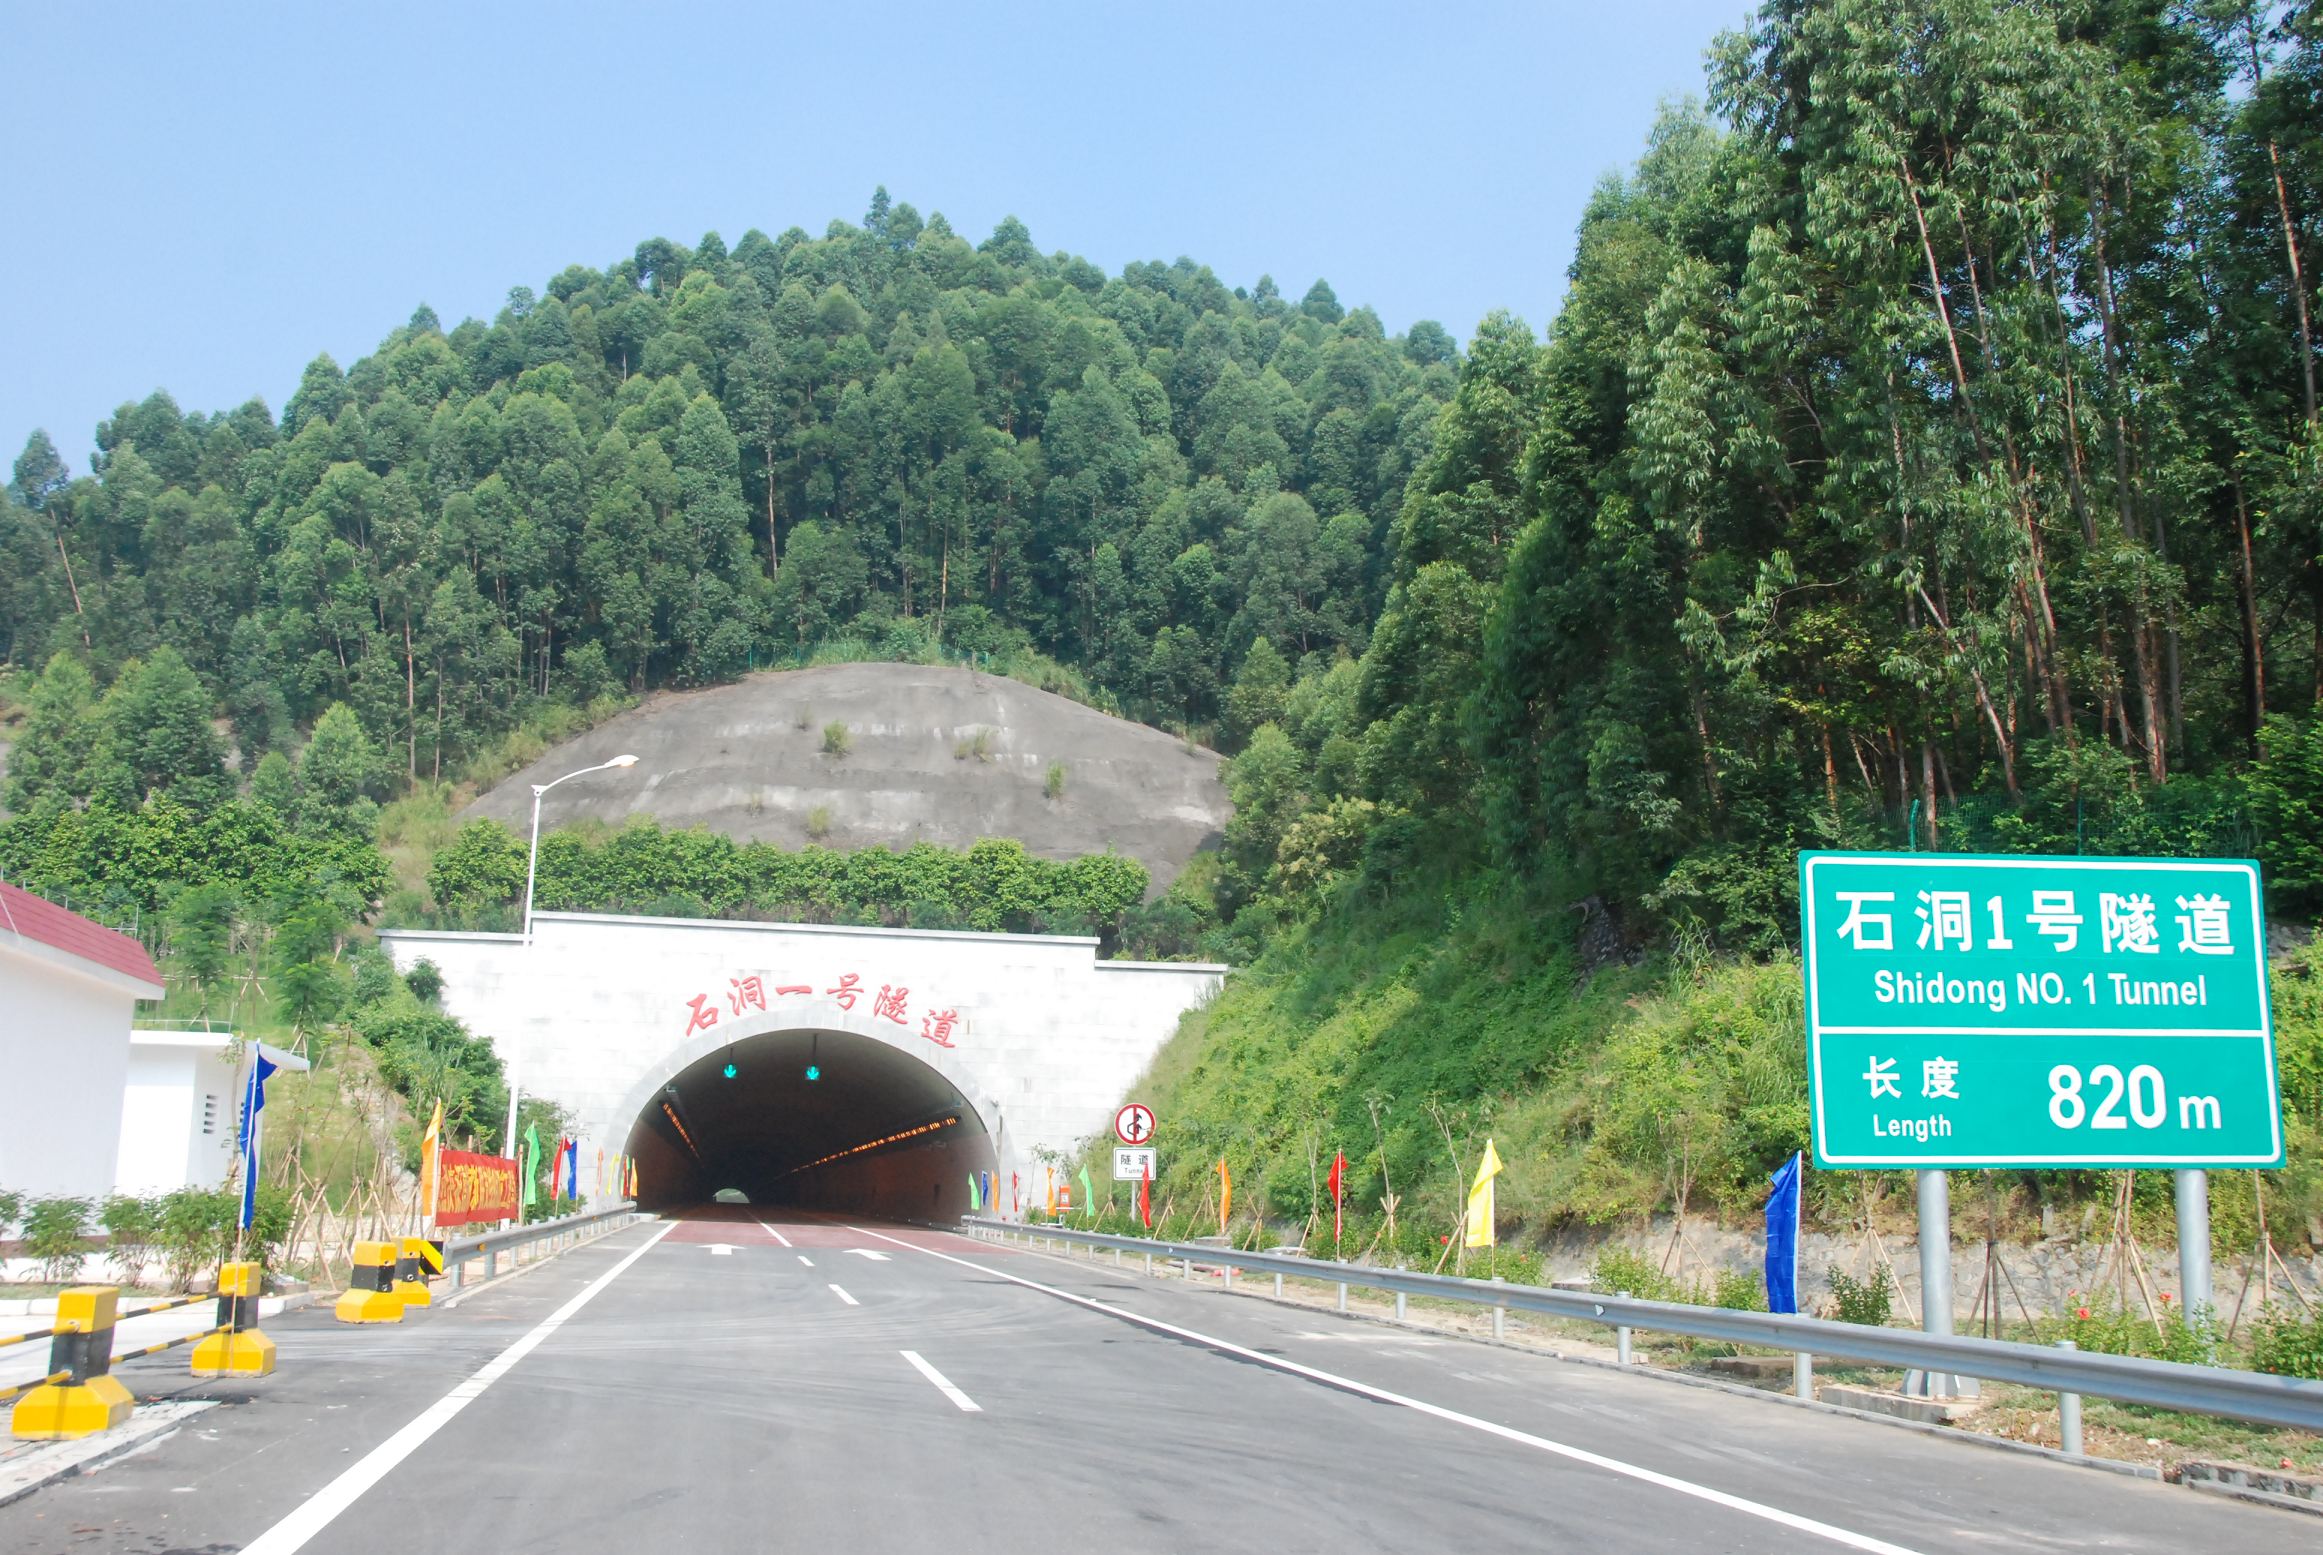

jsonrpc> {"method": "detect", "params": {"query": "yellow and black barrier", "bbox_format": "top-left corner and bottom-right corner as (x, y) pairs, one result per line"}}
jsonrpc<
(336, 1241), (404, 1323)
(9, 1287), (135, 1439)
(191, 1261), (275, 1377)
(392, 1237), (443, 1309)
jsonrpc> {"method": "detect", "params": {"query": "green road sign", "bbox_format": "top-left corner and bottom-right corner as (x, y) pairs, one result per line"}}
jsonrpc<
(1800, 852), (2283, 1168)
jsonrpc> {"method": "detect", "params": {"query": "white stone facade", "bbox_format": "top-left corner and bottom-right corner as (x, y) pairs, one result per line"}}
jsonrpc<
(377, 912), (1224, 1210)
(113, 1030), (242, 1197)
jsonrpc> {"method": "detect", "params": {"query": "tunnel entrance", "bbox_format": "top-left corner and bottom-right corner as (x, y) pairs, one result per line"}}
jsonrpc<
(623, 1026), (996, 1220)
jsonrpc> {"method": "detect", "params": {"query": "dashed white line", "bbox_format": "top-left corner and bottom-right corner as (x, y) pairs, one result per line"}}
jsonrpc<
(236, 1221), (677, 1555)
(850, 1226), (1926, 1555)
(828, 1283), (858, 1306)
(901, 1349), (981, 1412)
(798, 1255), (814, 1267)
(757, 1221), (793, 1247)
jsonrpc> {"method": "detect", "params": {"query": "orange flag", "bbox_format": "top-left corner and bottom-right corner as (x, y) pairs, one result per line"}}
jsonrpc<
(1218, 1157), (1232, 1231)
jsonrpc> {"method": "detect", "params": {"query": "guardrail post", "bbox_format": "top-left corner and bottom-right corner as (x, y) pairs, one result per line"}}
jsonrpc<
(1338, 1282), (1348, 1314)
(1144, 1251), (1153, 1276)
(337, 1242), (404, 1323)
(1616, 1291), (1633, 1365)
(1275, 1272), (1284, 1298)
(1224, 1264), (1234, 1290)
(1395, 1291), (1408, 1322)
(1793, 1351), (1813, 1400)
(1492, 1276), (1505, 1340)
(2055, 1339), (2083, 1455)
(10, 1286), (133, 1439)
(192, 1261), (275, 1377)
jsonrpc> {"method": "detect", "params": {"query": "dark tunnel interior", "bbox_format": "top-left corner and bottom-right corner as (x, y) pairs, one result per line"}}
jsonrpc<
(624, 1027), (996, 1220)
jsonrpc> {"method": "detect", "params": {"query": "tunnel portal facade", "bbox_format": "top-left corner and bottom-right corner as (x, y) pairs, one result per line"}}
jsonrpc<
(378, 913), (1225, 1219)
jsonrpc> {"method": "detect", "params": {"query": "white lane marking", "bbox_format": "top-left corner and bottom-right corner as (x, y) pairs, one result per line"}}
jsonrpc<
(798, 1255), (814, 1267)
(757, 1222), (793, 1247)
(900, 1349), (982, 1413)
(828, 1284), (859, 1307)
(239, 1221), (677, 1555)
(846, 1249), (892, 1261)
(706, 1243), (736, 1255)
(851, 1227), (1926, 1555)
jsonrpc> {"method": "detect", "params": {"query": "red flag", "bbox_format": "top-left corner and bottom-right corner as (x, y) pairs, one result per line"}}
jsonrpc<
(1011, 1172), (1020, 1213)
(1139, 1160), (1152, 1228)
(1329, 1151), (1346, 1254)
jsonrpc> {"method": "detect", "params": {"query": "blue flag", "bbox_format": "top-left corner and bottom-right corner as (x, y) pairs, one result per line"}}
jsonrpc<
(564, 1138), (579, 1200)
(237, 1050), (280, 1231)
(1764, 1150), (1803, 1314)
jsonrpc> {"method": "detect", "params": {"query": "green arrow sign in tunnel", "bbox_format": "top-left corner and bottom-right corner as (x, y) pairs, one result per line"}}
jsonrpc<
(626, 1027), (997, 1217)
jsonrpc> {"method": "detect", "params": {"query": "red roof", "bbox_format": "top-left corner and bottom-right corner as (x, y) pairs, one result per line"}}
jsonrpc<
(0, 881), (165, 992)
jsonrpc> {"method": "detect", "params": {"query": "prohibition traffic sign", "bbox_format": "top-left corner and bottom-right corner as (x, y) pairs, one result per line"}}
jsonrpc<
(1114, 1103), (1155, 1145)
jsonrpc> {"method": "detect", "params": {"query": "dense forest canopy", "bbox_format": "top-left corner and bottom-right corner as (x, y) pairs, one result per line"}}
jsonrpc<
(1, 196), (1451, 786)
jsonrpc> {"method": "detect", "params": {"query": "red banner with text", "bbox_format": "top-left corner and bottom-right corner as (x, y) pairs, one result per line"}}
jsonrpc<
(433, 1148), (521, 1228)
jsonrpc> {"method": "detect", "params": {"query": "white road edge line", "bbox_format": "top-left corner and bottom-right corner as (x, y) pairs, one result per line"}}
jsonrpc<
(828, 1283), (859, 1306)
(757, 1221), (793, 1247)
(900, 1349), (982, 1412)
(238, 1220), (678, 1555)
(850, 1227), (1927, 1555)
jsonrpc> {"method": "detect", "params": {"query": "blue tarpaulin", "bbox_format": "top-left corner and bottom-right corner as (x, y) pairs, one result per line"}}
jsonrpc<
(1764, 1150), (1803, 1314)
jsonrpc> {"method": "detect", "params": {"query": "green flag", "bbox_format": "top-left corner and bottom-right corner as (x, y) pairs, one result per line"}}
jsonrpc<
(967, 1172), (982, 1212)
(522, 1123), (541, 1208)
(1078, 1165), (1096, 1221)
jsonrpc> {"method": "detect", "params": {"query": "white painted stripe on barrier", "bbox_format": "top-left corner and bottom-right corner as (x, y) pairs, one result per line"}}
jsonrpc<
(237, 1220), (677, 1555)
(852, 1227), (1927, 1555)
(828, 1284), (858, 1306)
(757, 1222), (793, 1247)
(901, 1349), (981, 1412)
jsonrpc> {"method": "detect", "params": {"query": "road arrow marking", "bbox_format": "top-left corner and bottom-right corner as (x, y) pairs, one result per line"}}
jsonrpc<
(847, 1249), (892, 1260)
(706, 1244), (736, 1256)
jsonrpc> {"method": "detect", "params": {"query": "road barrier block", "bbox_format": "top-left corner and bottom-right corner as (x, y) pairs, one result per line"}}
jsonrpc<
(393, 1237), (444, 1309)
(336, 1242), (405, 1323)
(10, 1287), (134, 1439)
(191, 1261), (275, 1377)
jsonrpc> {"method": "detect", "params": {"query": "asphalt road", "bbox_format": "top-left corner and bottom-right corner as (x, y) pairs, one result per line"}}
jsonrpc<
(1, 1207), (2309, 1554)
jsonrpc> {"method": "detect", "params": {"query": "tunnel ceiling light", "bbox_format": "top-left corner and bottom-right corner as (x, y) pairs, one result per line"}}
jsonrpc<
(774, 1114), (959, 1180)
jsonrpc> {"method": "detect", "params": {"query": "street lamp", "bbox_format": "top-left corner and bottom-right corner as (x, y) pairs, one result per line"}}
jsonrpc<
(505, 753), (639, 1173)
(523, 753), (639, 943)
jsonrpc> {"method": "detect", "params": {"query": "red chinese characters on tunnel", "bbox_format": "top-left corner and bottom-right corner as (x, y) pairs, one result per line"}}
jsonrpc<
(676, 973), (965, 1049)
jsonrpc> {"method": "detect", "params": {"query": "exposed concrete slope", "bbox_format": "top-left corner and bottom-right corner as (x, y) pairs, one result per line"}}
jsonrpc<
(462, 663), (1228, 889)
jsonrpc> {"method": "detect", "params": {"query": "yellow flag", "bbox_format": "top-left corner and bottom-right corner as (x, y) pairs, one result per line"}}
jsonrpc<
(419, 1098), (445, 1220)
(1218, 1157), (1232, 1230)
(1463, 1138), (1503, 1249)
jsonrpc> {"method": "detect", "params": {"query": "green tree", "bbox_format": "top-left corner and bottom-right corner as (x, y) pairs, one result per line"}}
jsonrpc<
(3, 652), (99, 811)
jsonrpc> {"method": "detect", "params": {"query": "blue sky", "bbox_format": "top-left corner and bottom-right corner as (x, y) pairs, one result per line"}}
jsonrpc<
(2, 1), (1750, 469)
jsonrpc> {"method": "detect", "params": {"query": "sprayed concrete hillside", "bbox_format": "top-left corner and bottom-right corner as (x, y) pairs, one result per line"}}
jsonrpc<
(461, 663), (1228, 890)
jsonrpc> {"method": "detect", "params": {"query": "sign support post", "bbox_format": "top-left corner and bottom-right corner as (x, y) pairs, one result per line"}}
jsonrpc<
(2173, 1167), (2212, 1318)
(1904, 1169), (1974, 1398)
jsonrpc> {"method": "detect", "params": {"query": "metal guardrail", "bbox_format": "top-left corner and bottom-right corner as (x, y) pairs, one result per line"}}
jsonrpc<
(439, 1203), (645, 1288)
(964, 1217), (2323, 1435)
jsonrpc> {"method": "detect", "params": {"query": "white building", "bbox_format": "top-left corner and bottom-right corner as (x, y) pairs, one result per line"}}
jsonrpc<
(113, 1030), (242, 1196)
(0, 882), (167, 1202)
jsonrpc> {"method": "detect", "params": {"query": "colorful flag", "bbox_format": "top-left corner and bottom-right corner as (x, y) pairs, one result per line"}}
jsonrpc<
(1464, 1138), (1503, 1249)
(1218, 1157), (1232, 1231)
(1077, 1164), (1095, 1221)
(522, 1124), (541, 1208)
(968, 1172), (982, 1212)
(564, 1138), (579, 1200)
(1764, 1151), (1803, 1314)
(1329, 1150), (1346, 1254)
(235, 1049), (280, 1231)
(419, 1098), (444, 1221)
(1045, 1167), (1056, 1216)
(1139, 1159), (1152, 1228)
(1011, 1172), (1020, 1212)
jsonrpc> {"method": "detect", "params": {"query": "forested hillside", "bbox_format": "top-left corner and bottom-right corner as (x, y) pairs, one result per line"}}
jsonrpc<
(1, 196), (1450, 783)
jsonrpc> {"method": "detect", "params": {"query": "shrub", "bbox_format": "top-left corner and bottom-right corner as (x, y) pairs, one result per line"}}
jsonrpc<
(404, 958), (444, 1004)
(1713, 1267), (1767, 1312)
(23, 1196), (93, 1282)
(1826, 1265), (1892, 1326)
(157, 1187), (234, 1291)
(805, 806), (833, 841)
(1045, 762), (1067, 801)
(955, 728), (995, 762)
(100, 1194), (160, 1286)
(1590, 1245), (1683, 1303)
(2251, 1306), (2323, 1380)
(0, 1188), (21, 1237)
(822, 721), (851, 757)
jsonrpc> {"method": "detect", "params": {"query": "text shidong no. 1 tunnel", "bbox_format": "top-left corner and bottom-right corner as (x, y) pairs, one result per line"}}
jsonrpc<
(378, 912), (1225, 1219)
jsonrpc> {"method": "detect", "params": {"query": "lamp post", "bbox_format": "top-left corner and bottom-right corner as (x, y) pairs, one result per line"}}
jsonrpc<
(504, 754), (639, 1173)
